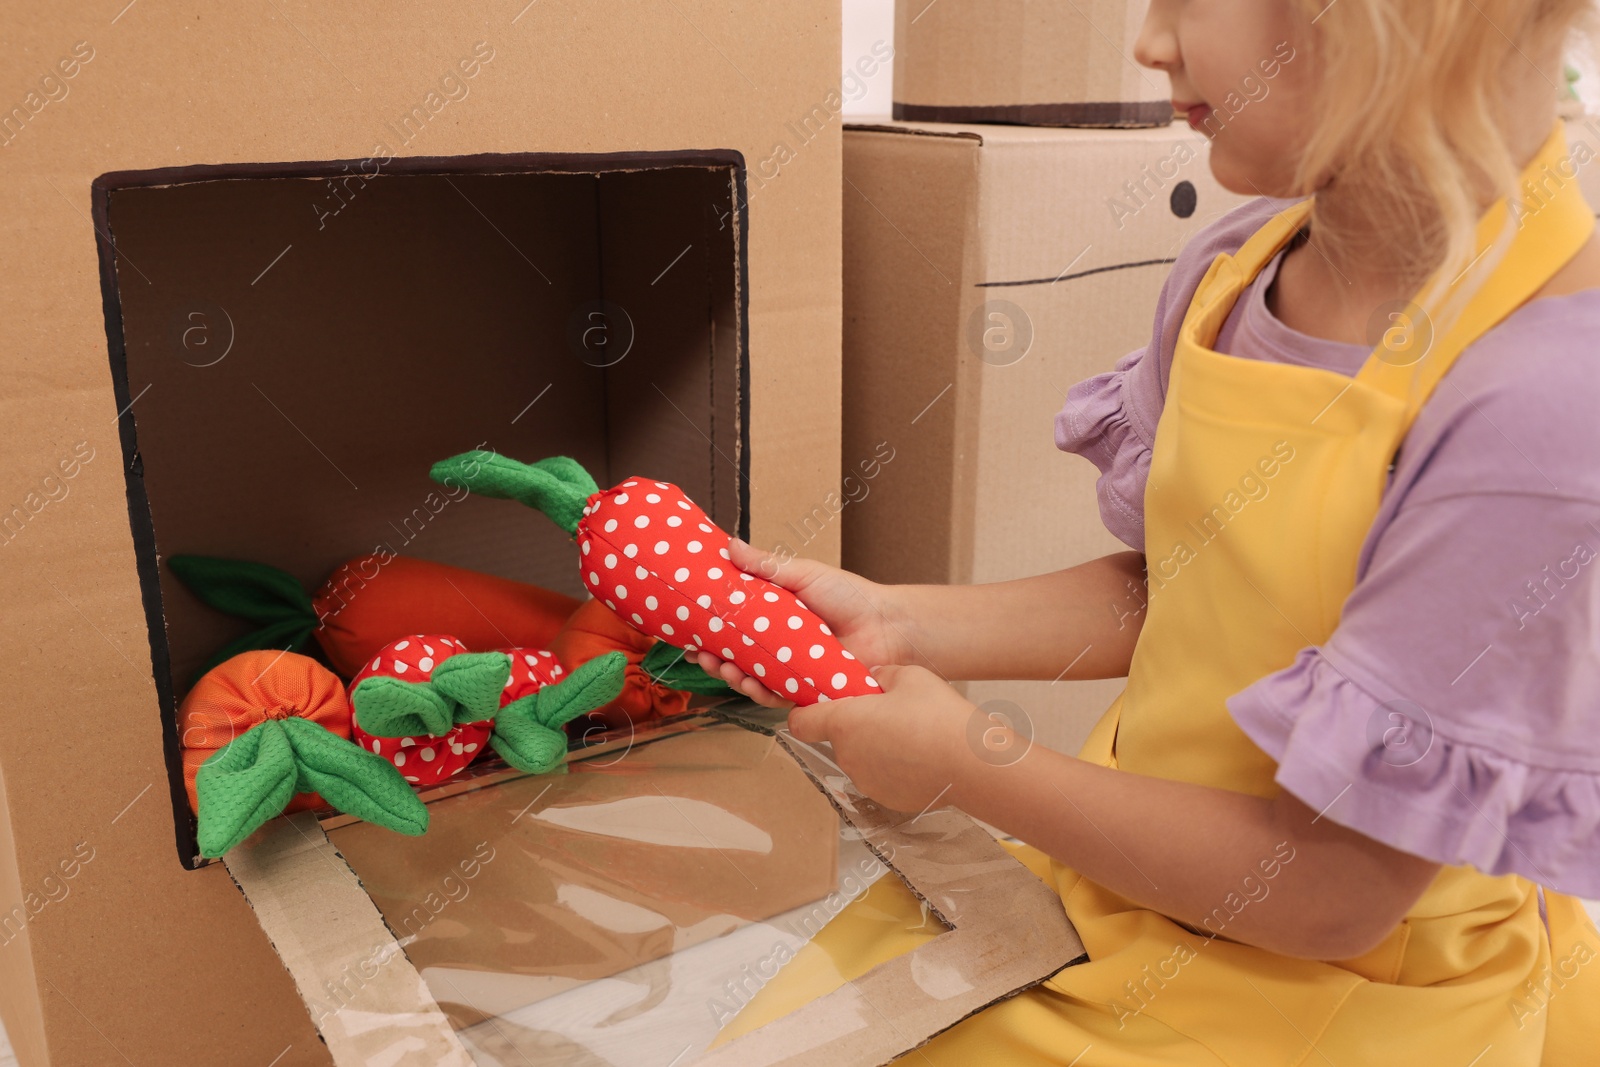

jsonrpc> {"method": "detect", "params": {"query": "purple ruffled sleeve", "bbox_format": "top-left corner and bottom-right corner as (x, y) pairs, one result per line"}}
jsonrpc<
(1054, 347), (1159, 550)
(1054, 198), (1287, 550)
(1229, 297), (1600, 897)
(1231, 649), (1600, 895)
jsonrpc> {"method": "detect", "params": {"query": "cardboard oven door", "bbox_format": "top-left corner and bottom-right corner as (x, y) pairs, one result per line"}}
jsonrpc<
(223, 706), (1085, 1067)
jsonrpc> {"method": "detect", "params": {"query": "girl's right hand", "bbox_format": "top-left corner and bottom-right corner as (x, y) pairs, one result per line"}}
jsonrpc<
(691, 538), (912, 708)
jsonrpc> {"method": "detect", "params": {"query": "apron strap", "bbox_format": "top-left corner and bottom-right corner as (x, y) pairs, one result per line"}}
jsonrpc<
(1180, 200), (1314, 348)
(1357, 122), (1595, 428)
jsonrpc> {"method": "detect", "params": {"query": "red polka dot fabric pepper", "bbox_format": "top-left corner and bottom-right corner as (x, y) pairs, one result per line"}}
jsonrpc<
(350, 633), (628, 782)
(429, 452), (880, 706)
(348, 635), (503, 788)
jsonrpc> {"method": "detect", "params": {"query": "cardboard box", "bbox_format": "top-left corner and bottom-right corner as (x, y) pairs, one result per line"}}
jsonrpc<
(894, 0), (1172, 127)
(327, 723), (842, 1028)
(0, 5), (845, 1064)
(223, 711), (1086, 1066)
(839, 120), (1249, 755)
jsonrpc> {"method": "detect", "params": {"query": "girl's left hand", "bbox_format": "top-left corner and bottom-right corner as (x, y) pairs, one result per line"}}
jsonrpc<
(786, 664), (981, 814)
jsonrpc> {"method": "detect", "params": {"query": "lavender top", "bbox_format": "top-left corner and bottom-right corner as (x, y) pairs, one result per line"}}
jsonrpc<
(1057, 198), (1600, 897)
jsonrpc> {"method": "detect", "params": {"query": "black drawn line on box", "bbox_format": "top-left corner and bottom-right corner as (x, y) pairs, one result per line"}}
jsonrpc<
(978, 257), (1177, 288)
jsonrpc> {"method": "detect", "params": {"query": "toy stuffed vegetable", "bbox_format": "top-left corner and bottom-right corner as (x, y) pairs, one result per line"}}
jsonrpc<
(429, 452), (879, 706)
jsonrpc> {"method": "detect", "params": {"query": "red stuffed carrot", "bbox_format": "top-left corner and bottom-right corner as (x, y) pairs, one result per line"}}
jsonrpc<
(429, 452), (879, 706)
(167, 554), (581, 682)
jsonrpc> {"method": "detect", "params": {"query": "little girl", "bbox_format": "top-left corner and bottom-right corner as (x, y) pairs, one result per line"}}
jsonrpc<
(695, 0), (1600, 1062)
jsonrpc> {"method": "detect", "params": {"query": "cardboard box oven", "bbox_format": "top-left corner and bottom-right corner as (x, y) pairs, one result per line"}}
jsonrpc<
(894, 0), (1172, 127)
(0, 4), (842, 1064)
(838, 120), (1250, 756)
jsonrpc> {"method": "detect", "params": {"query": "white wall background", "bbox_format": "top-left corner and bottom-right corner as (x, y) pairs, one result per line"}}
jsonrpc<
(844, 2), (1600, 115)
(841, 0), (896, 117)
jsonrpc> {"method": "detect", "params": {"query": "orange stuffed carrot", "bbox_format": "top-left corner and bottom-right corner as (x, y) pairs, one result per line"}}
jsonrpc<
(180, 650), (427, 857)
(314, 555), (580, 676)
(550, 598), (694, 732)
(168, 554), (581, 680)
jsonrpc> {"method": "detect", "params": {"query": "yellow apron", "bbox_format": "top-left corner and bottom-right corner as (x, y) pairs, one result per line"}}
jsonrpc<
(729, 124), (1600, 1065)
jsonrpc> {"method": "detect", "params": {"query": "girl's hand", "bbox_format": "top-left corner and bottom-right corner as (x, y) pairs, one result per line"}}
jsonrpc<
(786, 664), (977, 813)
(692, 539), (913, 708)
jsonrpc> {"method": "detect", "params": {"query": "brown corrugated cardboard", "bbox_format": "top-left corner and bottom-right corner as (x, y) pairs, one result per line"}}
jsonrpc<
(697, 722), (1085, 1067)
(223, 710), (1085, 1066)
(328, 723), (841, 1027)
(223, 814), (474, 1066)
(839, 120), (1249, 756)
(894, 0), (1172, 127)
(0, 4), (843, 1063)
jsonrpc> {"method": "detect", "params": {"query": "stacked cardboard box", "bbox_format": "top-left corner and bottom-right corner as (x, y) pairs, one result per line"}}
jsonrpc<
(894, 0), (1171, 127)
(839, 113), (1249, 753)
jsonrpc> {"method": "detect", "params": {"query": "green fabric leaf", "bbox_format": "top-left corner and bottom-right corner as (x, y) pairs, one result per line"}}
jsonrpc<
(195, 721), (299, 859)
(429, 652), (512, 724)
(640, 641), (734, 695)
(489, 697), (570, 774)
(169, 555), (316, 625)
(429, 452), (598, 536)
(169, 556), (318, 685)
(280, 718), (429, 836)
(190, 616), (316, 685)
(531, 651), (628, 730)
(351, 676), (453, 738)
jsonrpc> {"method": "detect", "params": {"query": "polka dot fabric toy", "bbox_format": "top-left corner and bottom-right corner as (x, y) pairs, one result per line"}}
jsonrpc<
(349, 635), (506, 788)
(429, 452), (879, 706)
(350, 633), (628, 782)
(506, 646), (565, 690)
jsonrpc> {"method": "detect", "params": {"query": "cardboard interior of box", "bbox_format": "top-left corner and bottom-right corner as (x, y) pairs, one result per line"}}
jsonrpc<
(95, 154), (747, 867)
(893, 0), (1171, 127)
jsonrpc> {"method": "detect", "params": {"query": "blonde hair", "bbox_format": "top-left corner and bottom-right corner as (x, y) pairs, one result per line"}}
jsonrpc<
(1291, 0), (1593, 306)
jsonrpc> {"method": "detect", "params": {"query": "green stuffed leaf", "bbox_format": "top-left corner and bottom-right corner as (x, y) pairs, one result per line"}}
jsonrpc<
(351, 675), (453, 738)
(169, 555), (316, 625)
(195, 721), (299, 859)
(489, 698), (570, 774)
(189, 616), (316, 685)
(429, 652), (513, 724)
(640, 641), (734, 695)
(169, 556), (318, 684)
(280, 718), (428, 836)
(531, 651), (627, 730)
(429, 452), (598, 536)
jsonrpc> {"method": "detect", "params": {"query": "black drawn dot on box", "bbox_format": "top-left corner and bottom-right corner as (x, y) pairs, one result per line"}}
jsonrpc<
(1170, 181), (1197, 219)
